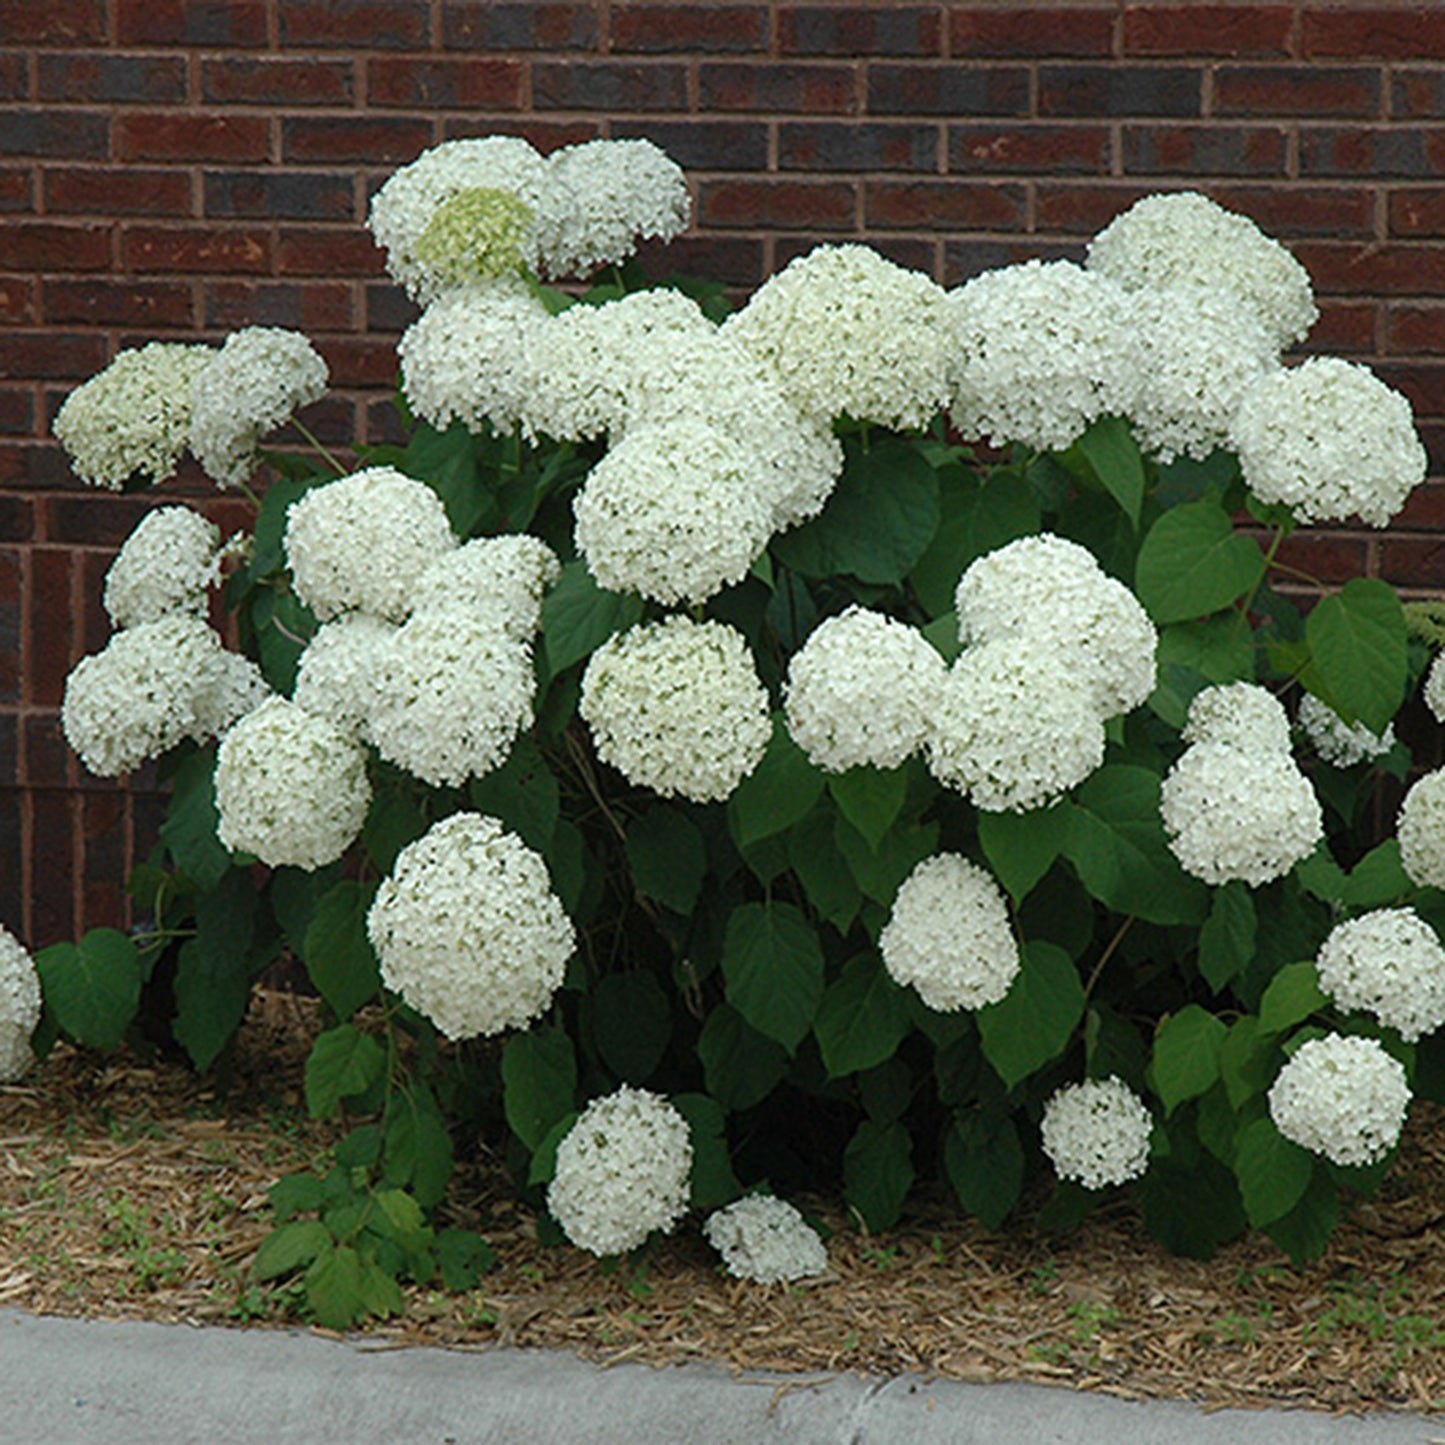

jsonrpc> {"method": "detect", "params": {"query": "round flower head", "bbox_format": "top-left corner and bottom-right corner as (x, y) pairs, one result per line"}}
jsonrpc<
(0, 924), (41, 1084)
(1087, 190), (1317, 350)
(400, 279), (550, 437)
(292, 612), (398, 739)
(1425, 653), (1445, 726)
(948, 260), (1132, 452)
(1398, 768), (1445, 890)
(580, 616), (770, 803)
(1268, 1033), (1410, 1168)
(784, 607), (946, 773)
(537, 138), (691, 281)
(53, 342), (214, 490)
(103, 506), (222, 630)
(1041, 1077), (1153, 1190)
(410, 533), (560, 641)
(722, 243), (955, 430)
(367, 812), (574, 1041)
(1296, 691), (1395, 769)
(1183, 681), (1292, 755)
(573, 419), (774, 606)
(547, 1086), (693, 1257)
(1231, 358), (1427, 529)
(1316, 908), (1445, 1043)
(214, 696), (371, 871)
(192, 649), (272, 741)
(879, 853), (1020, 1012)
(284, 467), (457, 624)
(704, 1196), (828, 1284)
(189, 328), (329, 490)
(927, 638), (1106, 814)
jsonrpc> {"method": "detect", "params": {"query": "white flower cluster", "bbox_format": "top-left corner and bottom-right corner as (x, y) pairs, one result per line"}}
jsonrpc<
(291, 612), (396, 741)
(581, 617), (770, 803)
(547, 1085), (693, 1257)
(0, 925), (41, 1084)
(704, 1196), (828, 1284)
(1425, 653), (1445, 725)
(213, 696), (371, 870)
(53, 343), (214, 490)
(784, 607), (945, 774)
(189, 328), (329, 489)
(879, 854), (1020, 1012)
(1231, 358), (1428, 528)
(102, 506), (221, 630)
(1316, 909), (1445, 1043)
(1296, 691), (1395, 769)
(1268, 1033), (1410, 1168)
(1040, 1076), (1154, 1190)
(1161, 683), (1322, 887)
(409, 533), (560, 641)
(1398, 768), (1445, 890)
(367, 812), (574, 1041)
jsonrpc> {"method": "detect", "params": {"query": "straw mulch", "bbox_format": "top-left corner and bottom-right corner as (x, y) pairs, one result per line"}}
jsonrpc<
(3, 989), (1445, 1416)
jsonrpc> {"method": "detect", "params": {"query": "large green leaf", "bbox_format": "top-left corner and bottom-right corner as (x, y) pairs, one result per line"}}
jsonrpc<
(828, 766), (908, 853)
(541, 560), (644, 675)
(305, 1024), (386, 1120)
(1134, 500), (1265, 625)
(835, 815), (939, 908)
(1258, 960), (1327, 1036)
(1197, 883), (1256, 994)
(721, 902), (824, 1052)
(1136, 1155), (1246, 1260)
(303, 881), (382, 1021)
(1264, 1165), (1338, 1266)
(625, 807), (706, 915)
(253, 1221), (332, 1282)
(501, 1026), (577, 1150)
(1152, 1005), (1227, 1116)
(592, 972), (671, 1083)
(1302, 580), (1407, 734)
(843, 1119), (914, 1231)
(944, 1111), (1024, 1231)
(1235, 1117), (1313, 1227)
(787, 804), (863, 934)
(1059, 414), (1146, 528)
(467, 736), (560, 852)
(813, 954), (910, 1078)
(977, 941), (1085, 1087)
(728, 718), (824, 850)
(383, 1087), (454, 1208)
(401, 419), (486, 536)
(978, 805), (1064, 904)
(173, 869), (266, 1070)
(159, 747), (232, 891)
(361, 787), (429, 877)
(672, 1093), (741, 1210)
(698, 1005), (790, 1110)
(34, 928), (142, 1052)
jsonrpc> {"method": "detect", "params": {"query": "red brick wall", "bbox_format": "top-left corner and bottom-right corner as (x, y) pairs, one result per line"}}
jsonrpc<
(4, 0), (1445, 944)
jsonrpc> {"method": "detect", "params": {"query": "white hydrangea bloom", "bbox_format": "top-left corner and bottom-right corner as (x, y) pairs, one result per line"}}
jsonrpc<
(399, 278), (549, 437)
(284, 467), (457, 624)
(722, 243), (955, 430)
(1041, 1076), (1154, 1190)
(1296, 691), (1395, 769)
(704, 1196), (828, 1284)
(879, 853), (1020, 1012)
(189, 328), (329, 490)
(537, 138), (691, 280)
(367, 812), (574, 1041)
(926, 638), (1106, 813)
(1183, 681), (1293, 755)
(1268, 1033), (1410, 1168)
(292, 612), (397, 739)
(1087, 190), (1317, 350)
(410, 533), (559, 641)
(1316, 909), (1445, 1043)
(580, 617), (770, 803)
(948, 260), (1132, 452)
(574, 420), (774, 606)
(53, 342), (214, 490)
(0, 924), (41, 1084)
(192, 650), (271, 741)
(103, 506), (222, 630)
(213, 696), (371, 870)
(61, 613), (229, 777)
(784, 607), (945, 773)
(547, 1086), (693, 1257)
(1231, 358), (1427, 529)
(1425, 653), (1445, 726)
(1398, 768), (1445, 890)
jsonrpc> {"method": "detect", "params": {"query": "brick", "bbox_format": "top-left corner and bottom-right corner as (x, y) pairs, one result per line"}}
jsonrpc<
(81, 790), (128, 932)
(698, 179), (856, 230)
(852, 236), (939, 274)
(613, 4), (767, 53)
(443, 3), (599, 50)
(205, 170), (355, 221)
(0, 223), (111, 273)
(45, 167), (193, 217)
(0, 110), (109, 159)
(1123, 5), (1294, 57)
(612, 120), (768, 171)
(1213, 66), (1381, 118)
(0, 54), (31, 100)
(700, 61), (858, 113)
(123, 226), (271, 274)
(1391, 190), (1445, 240)
(949, 7), (1114, 58)
(534, 61), (689, 111)
(1035, 183), (1151, 234)
(0, 280), (34, 324)
(868, 64), (1027, 116)
(0, 788), (19, 936)
(0, 169), (32, 211)
(1379, 538), (1445, 591)
(0, 494), (35, 541)
(865, 179), (1025, 231)
(30, 790), (75, 943)
(47, 495), (151, 547)
(1392, 70), (1445, 120)
(118, 113), (269, 163)
(283, 116), (433, 164)
(944, 238), (1079, 286)
(1376, 362), (1445, 421)
(0, 0), (105, 43)
(0, 552), (17, 702)
(202, 58), (355, 107)
(779, 6), (940, 56)
(368, 57), (524, 109)
(1210, 184), (1374, 238)
(365, 283), (417, 333)
(280, 1), (429, 48)
(1304, 7), (1445, 61)
(1274, 533), (1369, 586)
(1038, 65), (1202, 118)
(949, 124), (1109, 174)
(1122, 125), (1287, 176)
(1389, 305), (1445, 354)
(30, 549), (75, 711)
(439, 118), (600, 150)
(0, 389), (34, 435)
(206, 280), (356, 332)
(44, 279), (194, 329)
(116, 0), (269, 45)
(778, 122), (939, 172)
(1303, 299), (1375, 353)
(367, 398), (411, 445)
(37, 53), (188, 104)
(277, 227), (385, 277)
(318, 339), (398, 388)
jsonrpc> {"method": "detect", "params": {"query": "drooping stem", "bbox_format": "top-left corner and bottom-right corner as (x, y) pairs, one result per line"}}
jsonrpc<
(1084, 915), (1135, 999)
(291, 417), (349, 476)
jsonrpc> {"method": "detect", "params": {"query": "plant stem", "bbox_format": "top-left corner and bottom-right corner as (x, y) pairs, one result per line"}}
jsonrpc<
(291, 418), (348, 476)
(1084, 916), (1135, 999)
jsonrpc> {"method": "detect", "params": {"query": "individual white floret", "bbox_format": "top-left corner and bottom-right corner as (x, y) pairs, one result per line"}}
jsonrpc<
(367, 812), (574, 1041)
(1268, 1033), (1410, 1168)
(1425, 653), (1445, 726)
(879, 854), (1020, 1012)
(1398, 768), (1445, 890)
(284, 467), (457, 624)
(1296, 692), (1395, 769)
(1087, 190), (1317, 350)
(103, 506), (222, 630)
(548, 1086), (693, 1257)
(410, 533), (560, 641)
(189, 328), (329, 490)
(580, 617), (770, 803)
(0, 924), (41, 1083)
(704, 1196), (828, 1284)
(292, 613), (398, 739)
(53, 342), (214, 491)
(1183, 681), (1292, 755)
(1041, 1076), (1154, 1190)
(1316, 909), (1445, 1043)
(213, 696), (371, 871)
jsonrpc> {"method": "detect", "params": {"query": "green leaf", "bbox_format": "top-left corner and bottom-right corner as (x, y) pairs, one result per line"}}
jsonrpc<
(269, 1171), (325, 1221)
(253, 1221), (332, 1282)
(467, 735), (560, 852)
(813, 954), (910, 1078)
(1059, 414), (1146, 527)
(1340, 839), (1413, 909)
(527, 1112), (577, 1186)
(672, 1092), (741, 1210)
(728, 719), (825, 850)
(501, 1026), (576, 1150)
(372, 1188), (431, 1253)
(159, 747), (232, 891)
(173, 871), (260, 1070)
(1198, 883), (1256, 994)
(698, 1005), (789, 1110)
(592, 972), (671, 1084)
(435, 1229), (496, 1291)
(250, 586), (316, 696)
(721, 902), (824, 1052)
(1296, 844), (1349, 905)
(625, 807), (706, 915)
(34, 929), (142, 1052)
(1219, 1017), (1275, 1111)
(787, 804), (863, 934)
(944, 1111), (1024, 1231)
(541, 560), (644, 676)
(1302, 579), (1407, 734)
(1234, 1117), (1313, 1227)
(1259, 961), (1327, 1035)
(1152, 1005), (1227, 1115)
(1134, 500), (1265, 625)
(402, 420), (486, 536)
(843, 1119), (914, 1231)
(978, 805), (1064, 904)
(304, 1024), (386, 1120)
(247, 474), (317, 579)
(976, 941), (1085, 1088)
(270, 863), (342, 957)
(303, 881), (382, 1021)
(1264, 1165), (1337, 1266)
(1157, 616), (1255, 686)
(383, 1090), (454, 1209)
(361, 787), (429, 877)
(1136, 1155), (1246, 1260)
(835, 815), (939, 908)
(827, 766), (908, 853)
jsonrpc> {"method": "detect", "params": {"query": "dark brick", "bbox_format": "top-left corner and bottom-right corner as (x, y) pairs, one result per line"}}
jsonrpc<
(47, 495), (152, 547)
(1210, 185), (1374, 238)
(0, 389), (34, 436)
(1123, 5), (1294, 57)
(1035, 183), (1152, 234)
(29, 549), (75, 712)
(1299, 127), (1429, 178)
(1393, 190), (1445, 240)
(0, 0), (105, 43)
(1380, 538), (1445, 591)
(613, 4), (767, 53)
(949, 7), (1114, 58)
(0, 223), (111, 273)
(1397, 479), (1445, 530)
(45, 167), (193, 217)
(0, 788), (20, 938)
(698, 179), (856, 230)
(1392, 70), (1445, 120)
(0, 495), (35, 542)
(203, 58), (355, 107)
(277, 227), (386, 277)
(1038, 65), (1202, 118)
(368, 57), (524, 109)
(37, 53), (189, 104)
(1274, 533), (1369, 587)
(778, 122), (939, 172)
(442, 3), (599, 50)
(0, 551), (17, 701)
(0, 169), (31, 211)
(280, 1), (430, 48)
(123, 226), (271, 274)
(868, 64), (1028, 116)
(1304, 7), (1445, 61)
(1390, 304), (1445, 354)
(365, 283), (418, 333)
(848, 236), (938, 274)
(0, 54), (28, 101)
(118, 113), (269, 163)
(116, 0), (269, 45)
(316, 339), (396, 388)
(534, 61), (689, 111)
(30, 790), (75, 943)
(439, 119), (600, 151)
(0, 280), (34, 324)
(1293, 242), (1445, 298)
(367, 398), (411, 446)
(282, 116), (434, 164)
(866, 179), (1025, 231)
(1214, 66), (1382, 118)
(779, 6), (940, 56)
(949, 124), (1110, 174)
(205, 171), (356, 221)
(612, 120), (769, 171)
(44, 280), (194, 329)
(944, 237), (1080, 286)
(1123, 125), (1287, 176)
(1376, 362), (1445, 421)
(1306, 299), (1376, 354)
(0, 110), (109, 159)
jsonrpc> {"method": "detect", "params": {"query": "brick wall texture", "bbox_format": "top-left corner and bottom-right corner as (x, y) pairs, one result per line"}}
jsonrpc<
(4, 0), (1445, 943)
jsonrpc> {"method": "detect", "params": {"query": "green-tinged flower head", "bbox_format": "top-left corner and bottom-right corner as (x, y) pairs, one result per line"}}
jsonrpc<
(413, 186), (535, 287)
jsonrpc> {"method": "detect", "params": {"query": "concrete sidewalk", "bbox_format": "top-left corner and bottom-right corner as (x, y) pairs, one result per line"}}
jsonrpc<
(1, 1309), (1441, 1444)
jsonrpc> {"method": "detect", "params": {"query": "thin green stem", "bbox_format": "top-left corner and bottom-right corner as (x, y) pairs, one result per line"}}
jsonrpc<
(1234, 523), (1289, 635)
(291, 418), (348, 476)
(1084, 916), (1135, 999)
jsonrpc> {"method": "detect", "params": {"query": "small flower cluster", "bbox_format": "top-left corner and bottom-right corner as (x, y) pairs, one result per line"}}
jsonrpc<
(1040, 1077), (1154, 1190)
(1296, 692), (1395, 769)
(0, 925), (41, 1084)
(1425, 653), (1445, 725)
(101, 506), (222, 630)
(1268, 1034), (1410, 1168)
(1315, 908), (1445, 1043)
(1397, 768), (1445, 890)
(704, 1196), (828, 1284)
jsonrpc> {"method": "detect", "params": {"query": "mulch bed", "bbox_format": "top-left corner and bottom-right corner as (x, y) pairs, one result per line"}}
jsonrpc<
(3, 988), (1445, 1415)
